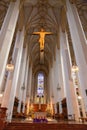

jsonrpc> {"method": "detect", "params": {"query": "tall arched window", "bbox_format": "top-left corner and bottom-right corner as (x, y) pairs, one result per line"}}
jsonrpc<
(37, 73), (44, 97)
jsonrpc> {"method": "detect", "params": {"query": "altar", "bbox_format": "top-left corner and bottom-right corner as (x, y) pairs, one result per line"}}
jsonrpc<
(33, 104), (47, 112)
(34, 112), (47, 118)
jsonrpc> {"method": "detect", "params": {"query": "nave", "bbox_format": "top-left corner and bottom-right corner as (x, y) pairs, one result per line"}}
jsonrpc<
(0, 0), (87, 129)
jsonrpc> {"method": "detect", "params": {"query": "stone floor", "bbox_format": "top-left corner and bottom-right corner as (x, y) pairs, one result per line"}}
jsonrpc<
(11, 117), (87, 125)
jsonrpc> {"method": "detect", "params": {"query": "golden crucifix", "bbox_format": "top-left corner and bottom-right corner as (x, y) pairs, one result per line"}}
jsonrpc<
(33, 28), (52, 51)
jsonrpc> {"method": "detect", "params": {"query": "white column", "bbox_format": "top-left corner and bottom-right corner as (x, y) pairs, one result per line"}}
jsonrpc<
(66, 0), (87, 113)
(26, 61), (30, 103)
(71, 2), (87, 60)
(57, 49), (65, 99)
(26, 61), (32, 115)
(56, 48), (63, 114)
(7, 27), (24, 122)
(50, 67), (55, 99)
(22, 49), (29, 113)
(49, 64), (55, 104)
(53, 59), (58, 104)
(0, 0), (20, 90)
(49, 68), (51, 102)
(30, 73), (35, 104)
(16, 53), (24, 98)
(0, 2), (14, 49)
(27, 64), (32, 103)
(47, 73), (50, 103)
(60, 29), (80, 120)
(17, 47), (27, 113)
(60, 28), (74, 119)
(53, 60), (58, 113)
(65, 31), (80, 120)
(1, 30), (21, 108)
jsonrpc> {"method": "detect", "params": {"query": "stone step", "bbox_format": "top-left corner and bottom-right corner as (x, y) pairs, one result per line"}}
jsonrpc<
(4, 122), (87, 130)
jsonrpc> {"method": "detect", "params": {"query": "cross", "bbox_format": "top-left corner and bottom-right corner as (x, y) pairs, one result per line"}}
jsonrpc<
(33, 28), (52, 51)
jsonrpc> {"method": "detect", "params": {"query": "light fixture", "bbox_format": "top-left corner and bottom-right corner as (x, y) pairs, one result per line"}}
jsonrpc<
(6, 63), (14, 71)
(78, 96), (82, 99)
(6, 58), (14, 71)
(0, 93), (3, 97)
(71, 65), (79, 72)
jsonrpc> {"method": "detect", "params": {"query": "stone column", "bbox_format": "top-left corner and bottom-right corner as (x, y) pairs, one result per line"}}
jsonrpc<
(66, 0), (87, 113)
(49, 66), (53, 103)
(28, 64), (33, 102)
(0, 30), (21, 125)
(60, 28), (74, 119)
(52, 62), (57, 114)
(56, 46), (65, 114)
(25, 61), (30, 105)
(50, 67), (54, 101)
(31, 74), (34, 103)
(22, 50), (29, 113)
(7, 27), (24, 122)
(53, 60), (58, 104)
(0, 0), (20, 90)
(71, 2), (87, 61)
(1, 30), (21, 108)
(60, 28), (80, 120)
(47, 69), (51, 104)
(65, 31), (80, 120)
(0, 2), (14, 49)
(17, 47), (27, 113)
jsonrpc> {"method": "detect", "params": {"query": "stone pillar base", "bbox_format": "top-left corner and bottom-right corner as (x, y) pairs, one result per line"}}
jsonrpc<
(0, 107), (7, 130)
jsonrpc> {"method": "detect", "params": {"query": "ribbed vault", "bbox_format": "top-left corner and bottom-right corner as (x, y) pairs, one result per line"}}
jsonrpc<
(0, 0), (87, 75)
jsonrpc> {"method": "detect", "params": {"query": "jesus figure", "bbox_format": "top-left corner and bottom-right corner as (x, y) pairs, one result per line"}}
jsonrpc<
(33, 28), (52, 51)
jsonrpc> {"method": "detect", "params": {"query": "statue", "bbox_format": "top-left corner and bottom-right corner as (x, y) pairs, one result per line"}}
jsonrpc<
(33, 28), (52, 51)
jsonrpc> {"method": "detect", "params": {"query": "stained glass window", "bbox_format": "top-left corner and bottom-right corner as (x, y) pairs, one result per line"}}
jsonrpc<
(37, 73), (44, 97)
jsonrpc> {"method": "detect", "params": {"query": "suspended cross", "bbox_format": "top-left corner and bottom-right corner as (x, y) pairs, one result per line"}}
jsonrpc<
(33, 28), (52, 51)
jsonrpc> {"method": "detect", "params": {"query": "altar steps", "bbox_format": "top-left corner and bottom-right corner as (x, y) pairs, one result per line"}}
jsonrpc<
(4, 122), (87, 130)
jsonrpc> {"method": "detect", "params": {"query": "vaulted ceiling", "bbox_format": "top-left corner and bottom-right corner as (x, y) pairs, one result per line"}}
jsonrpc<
(0, 0), (87, 75)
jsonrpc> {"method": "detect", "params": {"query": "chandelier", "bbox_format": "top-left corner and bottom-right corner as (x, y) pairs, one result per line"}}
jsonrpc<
(71, 65), (79, 72)
(0, 93), (3, 97)
(6, 58), (14, 71)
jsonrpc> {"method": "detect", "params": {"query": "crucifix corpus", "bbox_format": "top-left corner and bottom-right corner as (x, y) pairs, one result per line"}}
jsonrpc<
(33, 28), (52, 51)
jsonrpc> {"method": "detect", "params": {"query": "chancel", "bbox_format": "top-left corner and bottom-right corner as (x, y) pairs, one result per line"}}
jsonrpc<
(0, 0), (87, 130)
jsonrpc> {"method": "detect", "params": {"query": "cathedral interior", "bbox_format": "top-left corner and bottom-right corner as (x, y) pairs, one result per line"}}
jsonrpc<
(0, 0), (87, 129)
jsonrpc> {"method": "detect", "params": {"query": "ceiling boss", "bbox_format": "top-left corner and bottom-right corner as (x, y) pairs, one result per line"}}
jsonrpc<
(33, 28), (52, 51)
